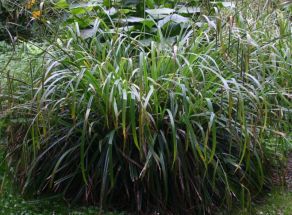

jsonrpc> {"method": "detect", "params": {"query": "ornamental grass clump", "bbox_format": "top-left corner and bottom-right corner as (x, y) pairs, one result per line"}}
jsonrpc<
(1, 1), (291, 214)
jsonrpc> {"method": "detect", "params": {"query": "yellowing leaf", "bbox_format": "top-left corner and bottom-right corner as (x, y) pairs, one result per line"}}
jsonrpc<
(25, 0), (36, 9)
(32, 10), (41, 18)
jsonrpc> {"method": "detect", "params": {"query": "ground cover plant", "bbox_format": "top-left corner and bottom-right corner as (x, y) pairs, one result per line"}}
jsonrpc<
(0, 0), (291, 214)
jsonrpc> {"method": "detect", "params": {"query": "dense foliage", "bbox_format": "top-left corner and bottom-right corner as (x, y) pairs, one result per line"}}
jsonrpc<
(0, 0), (291, 214)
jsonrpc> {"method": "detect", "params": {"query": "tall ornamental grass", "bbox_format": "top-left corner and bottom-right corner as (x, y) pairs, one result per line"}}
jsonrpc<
(1, 0), (291, 214)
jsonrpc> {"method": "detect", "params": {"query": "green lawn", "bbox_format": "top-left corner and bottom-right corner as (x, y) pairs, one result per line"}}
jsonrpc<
(235, 189), (292, 215)
(255, 191), (292, 215)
